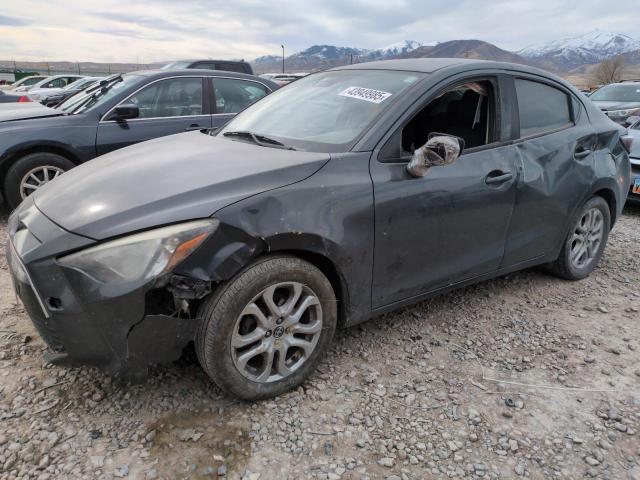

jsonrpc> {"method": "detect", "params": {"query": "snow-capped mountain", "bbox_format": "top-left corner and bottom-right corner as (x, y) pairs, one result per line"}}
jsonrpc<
(252, 41), (422, 72)
(519, 31), (640, 70)
(289, 45), (367, 61)
(367, 40), (424, 59)
(253, 55), (281, 64)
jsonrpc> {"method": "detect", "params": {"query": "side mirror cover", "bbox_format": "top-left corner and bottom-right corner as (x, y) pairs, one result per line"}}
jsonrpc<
(107, 103), (139, 121)
(406, 134), (465, 178)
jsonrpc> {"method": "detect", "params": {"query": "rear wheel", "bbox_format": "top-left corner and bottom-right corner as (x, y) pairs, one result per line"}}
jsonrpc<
(196, 255), (337, 400)
(551, 196), (610, 280)
(4, 152), (74, 209)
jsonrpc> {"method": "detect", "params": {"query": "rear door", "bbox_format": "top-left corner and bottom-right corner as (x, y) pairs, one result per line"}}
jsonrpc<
(210, 77), (270, 129)
(96, 76), (212, 155)
(501, 76), (597, 267)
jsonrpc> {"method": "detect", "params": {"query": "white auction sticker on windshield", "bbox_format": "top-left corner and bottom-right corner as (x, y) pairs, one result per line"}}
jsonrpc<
(339, 86), (392, 104)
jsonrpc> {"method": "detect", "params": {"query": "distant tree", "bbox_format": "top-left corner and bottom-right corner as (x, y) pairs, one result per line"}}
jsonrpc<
(592, 55), (626, 85)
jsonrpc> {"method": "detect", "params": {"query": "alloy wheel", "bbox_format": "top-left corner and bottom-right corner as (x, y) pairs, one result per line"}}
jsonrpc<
(231, 281), (323, 383)
(19, 166), (65, 199)
(570, 207), (604, 269)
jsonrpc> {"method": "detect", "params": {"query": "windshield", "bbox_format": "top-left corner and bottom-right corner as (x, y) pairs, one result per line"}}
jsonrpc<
(56, 74), (143, 114)
(63, 78), (99, 90)
(219, 70), (424, 152)
(14, 76), (43, 87)
(590, 84), (640, 102)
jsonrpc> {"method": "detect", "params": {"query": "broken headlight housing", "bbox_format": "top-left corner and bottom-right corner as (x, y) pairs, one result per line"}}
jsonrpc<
(58, 219), (218, 284)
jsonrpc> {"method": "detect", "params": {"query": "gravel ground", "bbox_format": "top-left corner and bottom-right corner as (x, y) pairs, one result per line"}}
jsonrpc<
(0, 205), (639, 480)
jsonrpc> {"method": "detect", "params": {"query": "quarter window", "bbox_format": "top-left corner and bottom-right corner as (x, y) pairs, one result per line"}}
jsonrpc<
(515, 79), (571, 137)
(126, 77), (204, 118)
(213, 78), (269, 114)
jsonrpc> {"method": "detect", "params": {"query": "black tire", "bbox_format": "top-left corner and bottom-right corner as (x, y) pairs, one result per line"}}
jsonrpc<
(4, 152), (75, 209)
(551, 196), (610, 280)
(196, 255), (337, 400)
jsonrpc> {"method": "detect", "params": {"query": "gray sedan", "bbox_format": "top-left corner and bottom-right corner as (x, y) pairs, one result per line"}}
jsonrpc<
(6, 58), (632, 400)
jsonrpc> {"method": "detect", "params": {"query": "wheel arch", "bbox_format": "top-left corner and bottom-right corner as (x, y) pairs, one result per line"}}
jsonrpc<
(592, 187), (617, 228)
(0, 142), (81, 183)
(175, 228), (352, 328)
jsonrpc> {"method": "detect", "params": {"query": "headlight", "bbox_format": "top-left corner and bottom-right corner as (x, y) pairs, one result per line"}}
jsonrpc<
(58, 219), (218, 284)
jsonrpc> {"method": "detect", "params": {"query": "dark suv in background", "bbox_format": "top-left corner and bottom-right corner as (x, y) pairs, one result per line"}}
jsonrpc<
(162, 59), (253, 75)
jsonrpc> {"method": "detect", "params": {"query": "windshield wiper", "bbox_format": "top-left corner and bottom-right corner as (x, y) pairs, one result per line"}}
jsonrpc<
(61, 75), (124, 114)
(222, 131), (296, 150)
(85, 73), (122, 94)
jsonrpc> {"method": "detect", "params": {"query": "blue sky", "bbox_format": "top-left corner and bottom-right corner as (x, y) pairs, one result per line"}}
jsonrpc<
(0, 0), (638, 62)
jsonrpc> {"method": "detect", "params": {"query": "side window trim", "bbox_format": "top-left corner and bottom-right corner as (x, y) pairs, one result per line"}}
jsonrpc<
(377, 75), (503, 163)
(511, 74), (575, 141)
(100, 76), (208, 122)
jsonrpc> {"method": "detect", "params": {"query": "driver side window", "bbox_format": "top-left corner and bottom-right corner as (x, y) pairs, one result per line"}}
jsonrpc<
(127, 77), (204, 119)
(381, 79), (497, 161)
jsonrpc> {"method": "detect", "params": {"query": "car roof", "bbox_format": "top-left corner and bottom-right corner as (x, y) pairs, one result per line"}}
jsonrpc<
(333, 58), (561, 78)
(128, 69), (278, 88)
(177, 59), (248, 64)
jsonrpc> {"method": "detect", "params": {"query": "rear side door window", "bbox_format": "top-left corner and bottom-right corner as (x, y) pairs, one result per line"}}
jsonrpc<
(514, 79), (572, 137)
(127, 77), (204, 118)
(47, 78), (67, 88)
(193, 62), (217, 70)
(213, 78), (269, 114)
(216, 62), (247, 74)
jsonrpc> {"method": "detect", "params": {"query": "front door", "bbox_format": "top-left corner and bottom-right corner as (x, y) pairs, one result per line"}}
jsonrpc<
(371, 76), (518, 308)
(96, 76), (211, 156)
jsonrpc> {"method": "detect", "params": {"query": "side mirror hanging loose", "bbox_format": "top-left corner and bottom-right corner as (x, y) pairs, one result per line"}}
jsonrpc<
(406, 134), (464, 178)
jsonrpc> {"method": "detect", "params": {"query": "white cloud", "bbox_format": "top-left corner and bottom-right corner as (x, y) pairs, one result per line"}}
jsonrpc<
(0, 0), (638, 62)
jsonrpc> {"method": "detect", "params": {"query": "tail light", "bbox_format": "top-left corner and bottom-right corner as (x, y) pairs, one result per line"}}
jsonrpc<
(621, 136), (633, 153)
(18, 96), (31, 103)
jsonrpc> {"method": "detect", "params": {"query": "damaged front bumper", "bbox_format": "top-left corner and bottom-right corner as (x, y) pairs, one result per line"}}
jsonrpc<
(6, 199), (204, 376)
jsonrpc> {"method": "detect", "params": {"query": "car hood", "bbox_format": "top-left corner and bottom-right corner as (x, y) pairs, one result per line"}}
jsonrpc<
(591, 101), (640, 111)
(0, 102), (63, 122)
(34, 131), (331, 240)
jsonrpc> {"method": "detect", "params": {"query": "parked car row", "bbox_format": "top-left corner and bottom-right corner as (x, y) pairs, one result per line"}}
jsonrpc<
(0, 75), (47, 91)
(0, 74), (88, 104)
(0, 69), (278, 207)
(4, 58), (633, 400)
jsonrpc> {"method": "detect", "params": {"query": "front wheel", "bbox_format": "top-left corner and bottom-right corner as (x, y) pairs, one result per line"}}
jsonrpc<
(196, 255), (337, 400)
(4, 152), (74, 209)
(551, 196), (610, 280)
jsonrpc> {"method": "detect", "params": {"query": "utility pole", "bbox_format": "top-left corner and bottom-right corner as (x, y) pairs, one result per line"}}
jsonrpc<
(46, 62), (50, 75)
(281, 45), (285, 73)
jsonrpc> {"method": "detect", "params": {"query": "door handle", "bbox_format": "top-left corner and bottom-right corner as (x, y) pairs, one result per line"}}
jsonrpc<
(185, 124), (202, 131)
(574, 148), (592, 159)
(485, 170), (513, 185)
